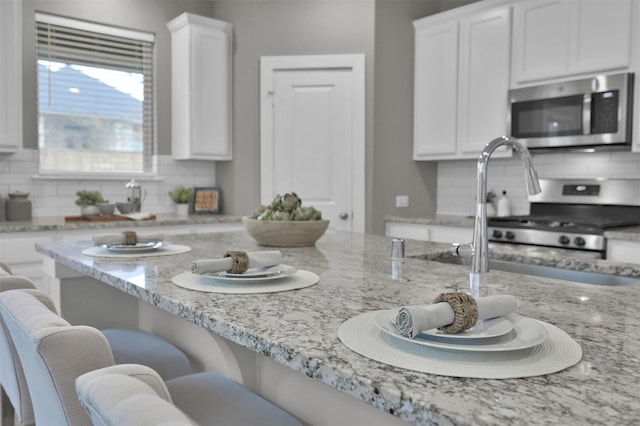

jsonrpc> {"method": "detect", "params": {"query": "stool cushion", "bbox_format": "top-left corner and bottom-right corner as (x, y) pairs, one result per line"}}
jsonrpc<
(166, 372), (301, 426)
(102, 329), (191, 381)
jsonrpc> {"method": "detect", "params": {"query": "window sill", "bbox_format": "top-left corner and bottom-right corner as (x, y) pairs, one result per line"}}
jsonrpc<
(32, 173), (164, 182)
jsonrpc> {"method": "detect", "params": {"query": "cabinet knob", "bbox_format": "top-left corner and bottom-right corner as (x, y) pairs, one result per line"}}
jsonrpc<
(339, 211), (349, 220)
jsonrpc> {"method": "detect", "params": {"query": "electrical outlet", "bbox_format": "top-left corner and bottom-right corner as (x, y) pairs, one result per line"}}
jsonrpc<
(396, 195), (409, 208)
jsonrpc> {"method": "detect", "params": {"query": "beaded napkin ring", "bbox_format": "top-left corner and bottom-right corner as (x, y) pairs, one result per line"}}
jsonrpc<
(433, 292), (479, 334)
(122, 231), (138, 246)
(224, 251), (250, 274)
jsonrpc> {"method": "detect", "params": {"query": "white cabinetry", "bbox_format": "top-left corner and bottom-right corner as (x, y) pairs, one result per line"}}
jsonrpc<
(0, 232), (54, 286)
(413, 3), (512, 160)
(385, 222), (472, 245)
(0, 0), (22, 153)
(511, 0), (633, 85)
(167, 13), (232, 161)
(606, 239), (640, 264)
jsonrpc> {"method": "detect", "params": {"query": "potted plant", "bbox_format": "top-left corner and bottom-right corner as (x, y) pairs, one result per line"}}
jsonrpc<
(75, 190), (105, 216)
(168, 186), (193, 219)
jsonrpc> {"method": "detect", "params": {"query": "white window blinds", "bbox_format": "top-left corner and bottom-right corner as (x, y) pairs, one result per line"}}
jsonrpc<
(35, 13), (155, 175)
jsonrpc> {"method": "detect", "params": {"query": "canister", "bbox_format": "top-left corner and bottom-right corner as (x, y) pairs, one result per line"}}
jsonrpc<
(6, 199), (32, 221)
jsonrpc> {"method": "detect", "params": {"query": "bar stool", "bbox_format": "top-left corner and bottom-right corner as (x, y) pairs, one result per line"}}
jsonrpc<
(0, 289), (301, 426)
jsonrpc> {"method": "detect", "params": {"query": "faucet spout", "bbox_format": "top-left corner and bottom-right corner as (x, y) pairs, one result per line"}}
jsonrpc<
(459, 136), (541, 297)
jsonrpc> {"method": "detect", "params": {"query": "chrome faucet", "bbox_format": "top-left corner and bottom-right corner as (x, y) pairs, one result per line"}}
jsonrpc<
(452, 136), (541, 297)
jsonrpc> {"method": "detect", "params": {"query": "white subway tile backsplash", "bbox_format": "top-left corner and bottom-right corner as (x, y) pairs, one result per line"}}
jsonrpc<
(438, 151), (640, 216)
(0, 150), (216, 217)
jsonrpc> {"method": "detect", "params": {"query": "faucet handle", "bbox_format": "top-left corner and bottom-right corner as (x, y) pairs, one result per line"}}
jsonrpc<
(451, 242), (473, 258)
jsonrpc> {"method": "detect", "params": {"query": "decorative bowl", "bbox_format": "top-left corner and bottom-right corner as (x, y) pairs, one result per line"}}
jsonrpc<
(242, 216), (330, 247)
(96, 203), (116, 216)
(116, 202), (134, 214)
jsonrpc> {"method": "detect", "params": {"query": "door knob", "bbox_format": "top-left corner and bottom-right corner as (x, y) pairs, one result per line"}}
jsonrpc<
(339, 211), (349, 220)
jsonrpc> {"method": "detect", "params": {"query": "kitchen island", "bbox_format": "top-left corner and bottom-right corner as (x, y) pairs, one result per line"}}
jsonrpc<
(35, 229), (640, 425)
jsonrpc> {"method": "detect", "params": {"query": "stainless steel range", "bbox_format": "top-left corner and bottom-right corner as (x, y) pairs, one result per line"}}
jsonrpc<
(488, 178), (640, 259)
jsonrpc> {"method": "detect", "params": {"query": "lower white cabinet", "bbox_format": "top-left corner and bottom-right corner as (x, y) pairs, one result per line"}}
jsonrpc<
(385, 222), (473, 245)
(606, 239), (640, 264)
(0, 232), (55, 285)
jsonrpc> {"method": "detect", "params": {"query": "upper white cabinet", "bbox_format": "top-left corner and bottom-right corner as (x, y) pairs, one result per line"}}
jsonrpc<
(413, 3), (513, 160)
(167, 13), (232, 161)
(0, 0), (22, 153)
(511, 0), (633, 85)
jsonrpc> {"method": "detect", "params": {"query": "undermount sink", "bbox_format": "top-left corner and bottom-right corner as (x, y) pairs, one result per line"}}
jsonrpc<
(427, 256), (639, 286)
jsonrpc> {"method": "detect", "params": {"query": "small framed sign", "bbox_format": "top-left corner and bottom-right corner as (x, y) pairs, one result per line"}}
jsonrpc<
(192, 187), (221, 214)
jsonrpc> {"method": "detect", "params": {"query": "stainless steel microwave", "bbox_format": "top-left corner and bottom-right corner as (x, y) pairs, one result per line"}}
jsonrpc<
(508, 73), (634, 150)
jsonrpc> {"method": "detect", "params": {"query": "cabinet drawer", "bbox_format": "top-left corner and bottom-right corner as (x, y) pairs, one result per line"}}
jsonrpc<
(0, 233), (54, 265)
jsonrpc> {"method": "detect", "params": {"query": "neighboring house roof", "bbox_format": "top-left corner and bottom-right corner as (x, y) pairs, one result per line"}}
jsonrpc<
(38, 64), (142, 122)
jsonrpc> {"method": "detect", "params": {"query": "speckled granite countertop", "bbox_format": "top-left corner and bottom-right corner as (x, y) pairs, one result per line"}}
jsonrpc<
(385, 215), (476, 228)
(35, 230), (640, 425)
(385, 215), (640, 242)
(0, 214), (242, 233)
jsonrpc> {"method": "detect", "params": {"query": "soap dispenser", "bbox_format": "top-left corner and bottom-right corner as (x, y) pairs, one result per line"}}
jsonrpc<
(497, 190), (511, 217)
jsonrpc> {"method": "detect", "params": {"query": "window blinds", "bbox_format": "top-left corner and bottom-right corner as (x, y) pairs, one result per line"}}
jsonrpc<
(35, 12), (155, 173)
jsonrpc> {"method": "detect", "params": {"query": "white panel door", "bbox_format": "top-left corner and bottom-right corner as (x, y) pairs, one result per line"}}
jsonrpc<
(260, 55), (365, 233)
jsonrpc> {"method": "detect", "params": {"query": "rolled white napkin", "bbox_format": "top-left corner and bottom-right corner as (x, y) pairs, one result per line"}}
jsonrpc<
(93, 232), (165, 246)
(190, 250), (282, 274)
(395, 294), (518, 338)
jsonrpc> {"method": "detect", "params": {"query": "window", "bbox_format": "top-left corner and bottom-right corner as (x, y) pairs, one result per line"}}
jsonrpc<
(36, 13), (154, 175)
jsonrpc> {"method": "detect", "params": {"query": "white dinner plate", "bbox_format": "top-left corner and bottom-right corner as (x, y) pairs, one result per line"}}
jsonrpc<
(205, 264), (298, 284)
(375, 310), (548, 352)
(103, 241), (164, 253)
(418, 316), (513, 340)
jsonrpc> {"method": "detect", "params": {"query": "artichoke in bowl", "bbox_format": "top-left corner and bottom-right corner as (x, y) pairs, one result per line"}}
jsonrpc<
(252, 193), (323, 221)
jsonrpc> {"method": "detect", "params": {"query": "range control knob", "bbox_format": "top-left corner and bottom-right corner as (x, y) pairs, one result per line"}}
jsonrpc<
(559, 235), (571, 245)
(492, 230), (503, 239)
(574, 236), (586, 247)
(505, 231), (515, 240)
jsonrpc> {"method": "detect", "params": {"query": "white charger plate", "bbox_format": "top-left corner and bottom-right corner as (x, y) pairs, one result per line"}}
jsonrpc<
(375, 310), (547, 352)
(103, 241), (164, 253)
(205, 264), (297, 284)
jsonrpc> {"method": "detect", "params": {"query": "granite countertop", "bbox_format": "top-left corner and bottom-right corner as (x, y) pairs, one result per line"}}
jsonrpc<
(0, 214), (243, 233)
(35, 230), (640, 425)
(385, 215), (640, 242)
(385, 214), (476, 228)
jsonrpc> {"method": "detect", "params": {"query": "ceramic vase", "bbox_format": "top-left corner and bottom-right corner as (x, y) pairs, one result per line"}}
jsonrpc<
(176, 203), (189, 219)
(80, 205), (100, 216)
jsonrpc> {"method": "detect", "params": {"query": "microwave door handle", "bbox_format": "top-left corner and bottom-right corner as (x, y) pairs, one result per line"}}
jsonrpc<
(583, 94), (591, 135)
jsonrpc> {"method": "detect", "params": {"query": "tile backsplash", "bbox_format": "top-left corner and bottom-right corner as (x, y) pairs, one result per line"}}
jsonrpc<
(0, 149), (216, 217)
(437, 150), (640, 217)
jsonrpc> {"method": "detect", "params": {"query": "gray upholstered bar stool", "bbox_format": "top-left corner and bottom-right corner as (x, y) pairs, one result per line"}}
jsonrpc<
(0, 289), (302, 426)
(76, 366), (196, 426)
(0, 261), (191, 426)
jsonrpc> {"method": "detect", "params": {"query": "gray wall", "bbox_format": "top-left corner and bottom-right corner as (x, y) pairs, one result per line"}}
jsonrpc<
(209, 0), (377, 229)
(20, 0), (477, 235)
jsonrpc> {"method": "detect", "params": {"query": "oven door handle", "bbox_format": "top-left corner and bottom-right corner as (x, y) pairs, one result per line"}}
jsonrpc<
(582, 94), (591, 135)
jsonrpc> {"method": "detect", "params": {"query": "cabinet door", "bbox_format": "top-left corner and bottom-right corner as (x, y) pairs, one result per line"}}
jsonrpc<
(168, 14), (232, 161)
(512, 0), (570, 84)
(568, 0), (632, 75)
(512, 0), (633, 85)
(0, 0), (22, 153)
(457, 7), (511, 155)
(606, 239), (640, 264)
(413, 21), (458, 159)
